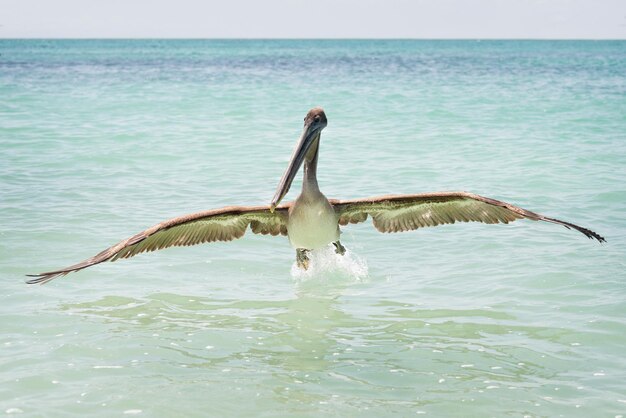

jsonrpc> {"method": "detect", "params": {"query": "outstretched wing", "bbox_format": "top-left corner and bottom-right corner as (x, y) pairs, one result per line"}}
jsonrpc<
(27, 204), (290, 284)
(331, 191), (605, 242)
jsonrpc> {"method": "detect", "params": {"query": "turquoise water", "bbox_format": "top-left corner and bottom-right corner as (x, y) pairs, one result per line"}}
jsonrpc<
(1, 40), (625, 417)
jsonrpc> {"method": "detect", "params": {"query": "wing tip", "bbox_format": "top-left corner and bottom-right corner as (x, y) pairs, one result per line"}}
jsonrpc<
(25, 272), (67, 285)
(583, 228), (606, 243)
(554, 220), (606, 243)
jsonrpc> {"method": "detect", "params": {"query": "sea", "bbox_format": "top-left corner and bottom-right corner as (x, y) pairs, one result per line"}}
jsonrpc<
(1, 40), (625, 417)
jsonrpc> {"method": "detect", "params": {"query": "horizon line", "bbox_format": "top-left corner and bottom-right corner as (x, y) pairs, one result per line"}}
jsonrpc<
(2, 37), (626, 41)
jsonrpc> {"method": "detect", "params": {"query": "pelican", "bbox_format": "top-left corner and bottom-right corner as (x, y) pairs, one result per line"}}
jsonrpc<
(27, 107), (605, 284)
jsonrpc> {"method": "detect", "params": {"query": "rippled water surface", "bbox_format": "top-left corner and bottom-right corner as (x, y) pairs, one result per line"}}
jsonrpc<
(1, 40), (625, 417)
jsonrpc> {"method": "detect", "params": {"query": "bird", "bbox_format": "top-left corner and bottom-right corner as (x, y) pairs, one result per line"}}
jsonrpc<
(27, 107), (605, 284)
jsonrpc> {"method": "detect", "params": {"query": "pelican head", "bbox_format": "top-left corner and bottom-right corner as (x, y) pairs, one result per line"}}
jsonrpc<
(270, 107), (328, 211)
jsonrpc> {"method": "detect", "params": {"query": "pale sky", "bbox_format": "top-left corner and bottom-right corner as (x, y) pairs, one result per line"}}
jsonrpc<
(1, 0), (625, 39)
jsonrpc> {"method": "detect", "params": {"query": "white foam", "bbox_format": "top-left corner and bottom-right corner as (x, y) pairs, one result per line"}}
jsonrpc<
(290, 246), (368, 281)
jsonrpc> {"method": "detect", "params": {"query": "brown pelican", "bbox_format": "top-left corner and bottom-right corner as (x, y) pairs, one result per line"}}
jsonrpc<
(27, 107), (604, 284)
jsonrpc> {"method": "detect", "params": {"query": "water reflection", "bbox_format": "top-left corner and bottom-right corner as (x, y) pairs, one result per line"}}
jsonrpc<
(57, 273), (598, 415)
(61, 274), (357, 368)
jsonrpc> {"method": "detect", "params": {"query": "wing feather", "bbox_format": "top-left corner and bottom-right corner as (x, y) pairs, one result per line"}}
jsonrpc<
(27, 204), (290, 284)
(332, 191), (605, 241)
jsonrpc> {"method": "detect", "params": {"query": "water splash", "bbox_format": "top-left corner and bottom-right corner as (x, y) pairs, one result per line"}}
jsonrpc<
(290, 245), (368, 282)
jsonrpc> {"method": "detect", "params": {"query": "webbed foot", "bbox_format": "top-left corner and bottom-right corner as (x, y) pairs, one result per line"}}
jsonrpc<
(296, 248), (310, 270)
(333, 241), (346, 256)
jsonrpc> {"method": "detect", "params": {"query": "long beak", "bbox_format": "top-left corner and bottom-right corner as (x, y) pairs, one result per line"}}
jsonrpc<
(270, 121), (319, 211)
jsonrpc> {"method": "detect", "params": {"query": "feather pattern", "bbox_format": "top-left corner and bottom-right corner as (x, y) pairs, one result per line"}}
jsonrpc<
(27, 205), (289, 284)
(27, 191), (605, 285)
(331, 191), (605, 240)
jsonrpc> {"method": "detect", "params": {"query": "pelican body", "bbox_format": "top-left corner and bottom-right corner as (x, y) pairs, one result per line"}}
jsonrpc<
(27, 107), (605, 284)
(270, 109), (343, 268)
